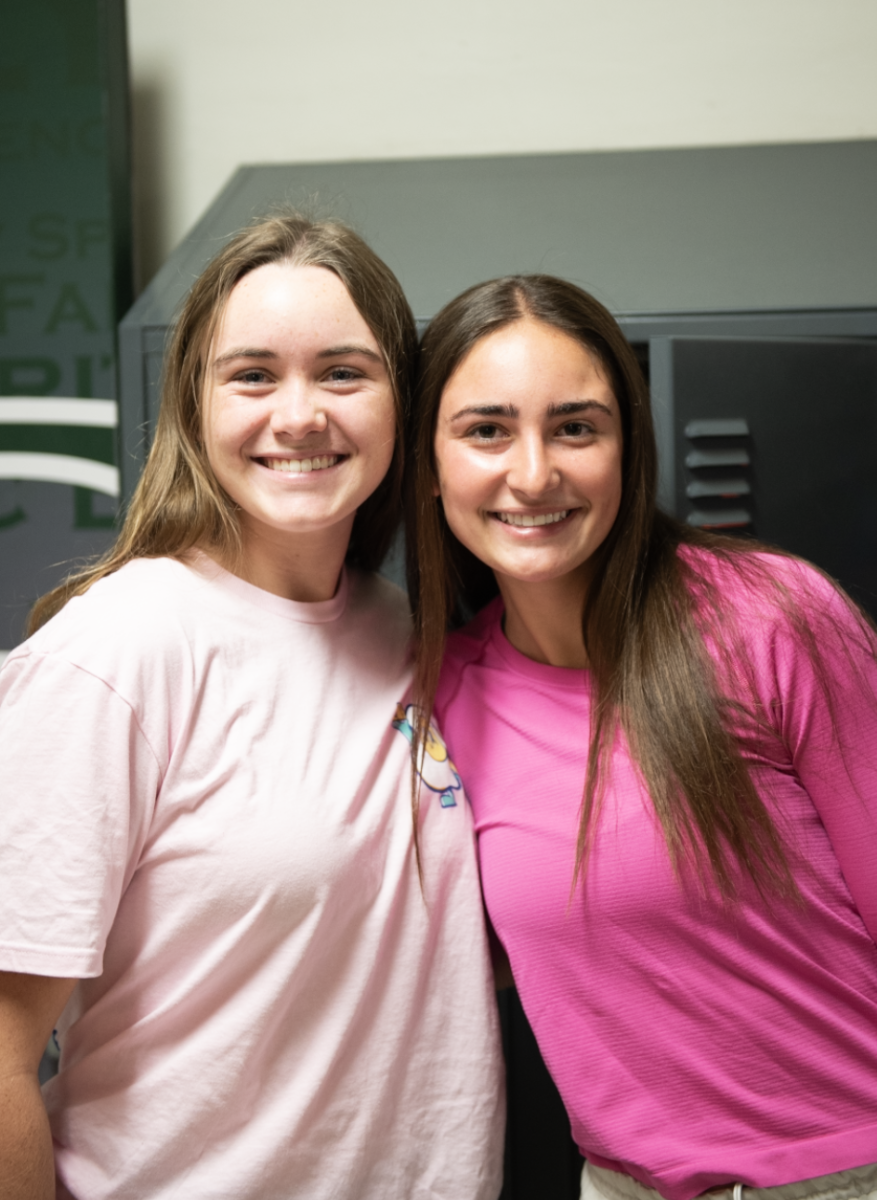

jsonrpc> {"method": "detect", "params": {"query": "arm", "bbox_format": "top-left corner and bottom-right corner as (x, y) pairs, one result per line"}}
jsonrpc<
(766, 568), (877, 942)
(0, 972), (76, 1200)
(0, 639), (162, 1198)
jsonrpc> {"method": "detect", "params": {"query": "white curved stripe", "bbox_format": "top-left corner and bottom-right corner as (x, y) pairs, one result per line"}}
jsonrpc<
(0, 453), (119, 496)
(0, 398), (118, 427)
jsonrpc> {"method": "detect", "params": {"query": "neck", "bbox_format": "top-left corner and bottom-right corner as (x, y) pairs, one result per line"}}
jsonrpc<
(496, 566), (591, 669)
(207, 516), (354, 603)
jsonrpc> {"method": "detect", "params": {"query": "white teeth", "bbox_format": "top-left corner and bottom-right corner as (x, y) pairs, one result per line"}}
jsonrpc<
(497, 510), (569, 527)
(264, 455), (339, 473)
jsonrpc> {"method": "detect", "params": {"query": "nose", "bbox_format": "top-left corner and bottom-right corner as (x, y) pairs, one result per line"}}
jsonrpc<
(506, 432), (559, 497)
(270, 379), (328, 438)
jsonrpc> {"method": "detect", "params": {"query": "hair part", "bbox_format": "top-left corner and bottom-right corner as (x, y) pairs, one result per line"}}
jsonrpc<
(29, 210), (417, 634)
(407, 274), (873, 900)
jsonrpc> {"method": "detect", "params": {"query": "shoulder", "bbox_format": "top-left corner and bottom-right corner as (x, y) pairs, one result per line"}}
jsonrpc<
(0, 559), (205, 769)
(437, 598), (504, 716)
(679, 543), (862, 626)
(8, 557), (200, 690)
(678, 543), (876, 684)
(680, 542), (822, 592)
(32, 556), (195, 641)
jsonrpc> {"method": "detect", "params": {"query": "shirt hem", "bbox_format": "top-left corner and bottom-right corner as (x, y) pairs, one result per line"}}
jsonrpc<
(0, 941), (101, 978)
(588, 1124), (877, 1200)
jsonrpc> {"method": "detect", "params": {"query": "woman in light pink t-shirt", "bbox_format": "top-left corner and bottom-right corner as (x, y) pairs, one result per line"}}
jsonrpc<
(0, 216), (504, 1200)
(406, 275), (877, 1200)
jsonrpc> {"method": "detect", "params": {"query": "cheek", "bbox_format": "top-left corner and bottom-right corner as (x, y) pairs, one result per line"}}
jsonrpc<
(434, 445), (463, 513)
(436, 457), (486, 541)
(203, 394), (248, 458)
(360, 395), (397, 475)
(435, 439), (475, 506)
(201, 422), (238, 499)
(433, 434), (464, 504)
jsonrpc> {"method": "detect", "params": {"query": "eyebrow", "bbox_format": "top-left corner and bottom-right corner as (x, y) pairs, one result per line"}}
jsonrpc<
(316, 344), (382, 362)
(211, 343), (382, 369)
(448, 399), (613, 421)
(548, 400), (613, 417)
(212, 347), (277, 369)
(449, 404), (516, 420)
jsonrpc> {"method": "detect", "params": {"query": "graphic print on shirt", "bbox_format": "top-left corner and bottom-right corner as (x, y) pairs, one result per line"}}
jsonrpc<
(392, 703), (461, 808)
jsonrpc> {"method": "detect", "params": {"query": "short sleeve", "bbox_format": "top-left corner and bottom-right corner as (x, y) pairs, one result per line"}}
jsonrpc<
(0, 650), (161, 977)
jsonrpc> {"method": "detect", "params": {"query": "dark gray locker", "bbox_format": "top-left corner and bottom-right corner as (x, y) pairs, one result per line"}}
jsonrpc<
(651, 336), (877, 613)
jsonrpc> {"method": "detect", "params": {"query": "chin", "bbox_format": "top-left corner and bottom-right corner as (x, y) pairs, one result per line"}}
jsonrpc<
(497, 563), (576, 585)
(495, 550), (599, 587)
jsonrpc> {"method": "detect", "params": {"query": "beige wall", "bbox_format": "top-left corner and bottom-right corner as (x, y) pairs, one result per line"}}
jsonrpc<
(127, 0), (877, 286)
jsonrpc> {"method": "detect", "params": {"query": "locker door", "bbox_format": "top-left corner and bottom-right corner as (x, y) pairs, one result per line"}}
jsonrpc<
(649, 337), (877, 614)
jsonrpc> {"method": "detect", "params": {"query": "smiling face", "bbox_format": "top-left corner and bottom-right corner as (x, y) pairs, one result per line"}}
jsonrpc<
(433, 317), (623, 596)
(203, 262), (396, 593)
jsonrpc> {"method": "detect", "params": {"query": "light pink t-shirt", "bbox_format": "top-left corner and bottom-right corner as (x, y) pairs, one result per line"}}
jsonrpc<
(436, 550), (877, 1200)
(0, 555), (504, 1200)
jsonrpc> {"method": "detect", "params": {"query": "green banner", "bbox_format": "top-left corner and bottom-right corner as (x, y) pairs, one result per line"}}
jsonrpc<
(0, 0), (131, 648)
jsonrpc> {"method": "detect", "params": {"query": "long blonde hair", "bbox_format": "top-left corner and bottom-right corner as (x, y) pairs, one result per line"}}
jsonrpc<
(30, 212), (417, 633)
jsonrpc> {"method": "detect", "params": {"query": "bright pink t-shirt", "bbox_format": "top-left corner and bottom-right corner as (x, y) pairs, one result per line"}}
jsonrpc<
(435, 551), (877, 1200)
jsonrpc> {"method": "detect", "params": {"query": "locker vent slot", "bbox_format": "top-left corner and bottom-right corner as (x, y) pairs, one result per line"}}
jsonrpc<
(684, 417), (752, 530)
(686, 478), (751, 499)
(684, 418), (749, 438)
(687, 507), (752, 529)
(685, 448), (750, 468)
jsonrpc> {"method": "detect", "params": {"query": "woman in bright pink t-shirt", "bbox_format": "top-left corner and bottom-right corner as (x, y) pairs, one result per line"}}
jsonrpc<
(406, 274), (877, 1200)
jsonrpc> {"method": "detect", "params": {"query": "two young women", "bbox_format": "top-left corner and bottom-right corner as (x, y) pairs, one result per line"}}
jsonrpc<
(408, 276), (877, 1200)
(0, 217), (504, 1200)
(3, 210), (875, 1200)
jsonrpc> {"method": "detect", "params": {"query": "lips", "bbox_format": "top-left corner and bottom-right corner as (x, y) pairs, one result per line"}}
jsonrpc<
(259, 455), (341, 473)
(495, 510), (571, 527)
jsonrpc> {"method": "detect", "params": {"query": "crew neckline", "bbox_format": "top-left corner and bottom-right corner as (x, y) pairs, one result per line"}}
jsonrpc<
(485, 598), (589, 689)
(183, 552), (349, 625)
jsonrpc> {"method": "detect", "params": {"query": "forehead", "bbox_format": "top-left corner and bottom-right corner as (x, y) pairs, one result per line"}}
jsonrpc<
(442, 318), (614, 401)
(212, 262), (377, 352)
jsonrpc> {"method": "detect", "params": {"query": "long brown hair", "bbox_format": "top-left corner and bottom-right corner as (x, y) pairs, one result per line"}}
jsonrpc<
(30, 211), (417, 633)
(406, 274), (874, 898)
